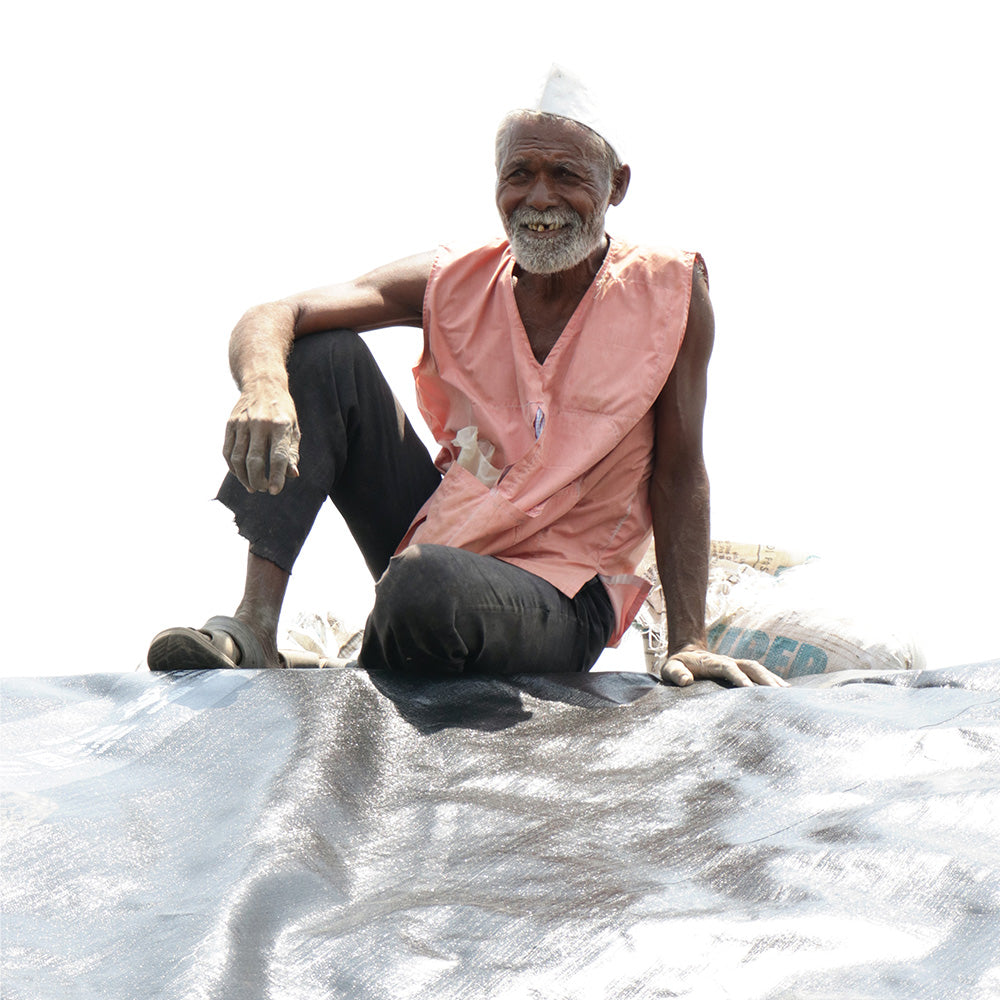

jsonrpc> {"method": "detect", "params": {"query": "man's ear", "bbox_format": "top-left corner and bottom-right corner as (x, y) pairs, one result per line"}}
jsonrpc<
(609, 164), (631, 206)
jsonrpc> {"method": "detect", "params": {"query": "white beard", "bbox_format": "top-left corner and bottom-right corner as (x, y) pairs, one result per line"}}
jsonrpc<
(503, 205), (606, 275)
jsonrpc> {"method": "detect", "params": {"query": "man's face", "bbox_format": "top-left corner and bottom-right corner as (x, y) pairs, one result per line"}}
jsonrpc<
(495, 115), (616, 275)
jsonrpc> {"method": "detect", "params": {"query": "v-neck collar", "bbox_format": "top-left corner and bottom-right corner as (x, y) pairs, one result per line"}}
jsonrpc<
(502, 237), (619, 372)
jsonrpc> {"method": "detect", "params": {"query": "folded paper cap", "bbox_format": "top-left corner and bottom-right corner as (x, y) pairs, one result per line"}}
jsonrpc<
(529, 64), (620, 161)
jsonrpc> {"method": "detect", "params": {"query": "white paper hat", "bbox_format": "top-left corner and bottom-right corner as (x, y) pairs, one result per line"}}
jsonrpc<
(529, 64), (620, 160)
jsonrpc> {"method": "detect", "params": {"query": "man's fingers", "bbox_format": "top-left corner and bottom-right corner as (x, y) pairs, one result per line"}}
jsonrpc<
(667, 650), (750, 687)
(267, 452), (288, 494)
(223, 422), (237, 469)
(713, 659), (753, 687)
(224, 388), (300, 493)
(246, 425), (271, 492)
(660, 648), (786, 689)
(226, 421), (253, 491)
(659, 659), (694, 687)
(267, 423), (300, 494)
(735, 659), (789, 687)
(266, 441), (292, 494)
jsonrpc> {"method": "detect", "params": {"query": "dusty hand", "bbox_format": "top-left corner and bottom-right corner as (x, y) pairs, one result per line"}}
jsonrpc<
(223, 383), (301, 494)
(659, 643), (789, 688)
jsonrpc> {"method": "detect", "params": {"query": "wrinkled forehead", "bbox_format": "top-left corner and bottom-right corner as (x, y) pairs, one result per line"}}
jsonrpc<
(495, 112), (606, 170)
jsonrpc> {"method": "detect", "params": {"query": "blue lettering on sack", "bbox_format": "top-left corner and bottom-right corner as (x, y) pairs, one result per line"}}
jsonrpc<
(787, 643), (828, 678)
(732, 630), (770, 660)
(715, 626), (740, 655)
(708, 626), (830, 678)
(763, 635), (798, 671)
(707, 622), (729, 648)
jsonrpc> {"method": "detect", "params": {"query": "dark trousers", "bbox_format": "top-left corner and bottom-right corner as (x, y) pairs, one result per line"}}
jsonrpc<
(217, 330), (614, 674)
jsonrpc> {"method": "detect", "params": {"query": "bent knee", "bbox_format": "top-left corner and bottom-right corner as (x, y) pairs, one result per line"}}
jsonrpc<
(286, 328), (363, 376)
(363, 545), (473, 672)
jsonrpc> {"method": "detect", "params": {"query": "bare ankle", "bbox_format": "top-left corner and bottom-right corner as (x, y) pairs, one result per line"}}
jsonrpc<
(231, 608), (281, 667)
(232, 551), (290, 667)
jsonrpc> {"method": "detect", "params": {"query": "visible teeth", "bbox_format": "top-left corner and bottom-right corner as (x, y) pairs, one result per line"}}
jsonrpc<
(527, 222), (562, 232)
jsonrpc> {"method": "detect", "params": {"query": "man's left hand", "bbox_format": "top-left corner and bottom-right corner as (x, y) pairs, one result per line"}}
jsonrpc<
(659, 644), (789, 688)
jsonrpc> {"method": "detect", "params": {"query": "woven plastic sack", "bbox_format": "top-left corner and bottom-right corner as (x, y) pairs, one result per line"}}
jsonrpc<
(635, 540), (925, 678)
(284, 611), (364, 661)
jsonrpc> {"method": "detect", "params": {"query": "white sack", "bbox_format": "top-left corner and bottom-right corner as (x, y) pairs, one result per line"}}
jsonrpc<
(635, 541), (925, 679)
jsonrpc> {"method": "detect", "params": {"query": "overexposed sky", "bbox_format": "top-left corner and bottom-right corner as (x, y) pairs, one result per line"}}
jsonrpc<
(3, 0), (997, 676)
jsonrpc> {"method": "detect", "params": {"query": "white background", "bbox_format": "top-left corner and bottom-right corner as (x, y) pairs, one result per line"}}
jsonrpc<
(3, 0), (997, 677)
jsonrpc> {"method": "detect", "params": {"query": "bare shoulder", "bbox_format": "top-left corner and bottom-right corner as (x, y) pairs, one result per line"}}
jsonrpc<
(689, 254), (713, 328)
(291, 249), (437, 336)
(345, 250), (437, 328)
(653, 252), (714, 440)
(681, 254), (715, 365)
(354, 250), (437, 304)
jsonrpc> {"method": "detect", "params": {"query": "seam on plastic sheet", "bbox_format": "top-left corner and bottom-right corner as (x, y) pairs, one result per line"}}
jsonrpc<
(916, 694), (1000, 729)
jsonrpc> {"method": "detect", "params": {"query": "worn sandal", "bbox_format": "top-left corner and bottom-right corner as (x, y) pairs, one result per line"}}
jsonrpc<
(147, 615), (270, 671)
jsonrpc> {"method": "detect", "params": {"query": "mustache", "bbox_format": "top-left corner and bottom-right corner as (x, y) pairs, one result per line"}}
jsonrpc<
(508, 206), (580, 229)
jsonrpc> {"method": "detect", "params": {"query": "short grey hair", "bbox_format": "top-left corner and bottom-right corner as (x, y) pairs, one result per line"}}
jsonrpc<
(494, 110), (622, 183)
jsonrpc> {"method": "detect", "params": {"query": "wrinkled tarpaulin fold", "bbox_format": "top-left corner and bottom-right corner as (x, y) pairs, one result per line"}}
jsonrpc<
(2, 663), (1000, 1000)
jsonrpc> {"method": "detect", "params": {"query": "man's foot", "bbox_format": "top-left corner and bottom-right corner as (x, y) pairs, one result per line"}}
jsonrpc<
(147, 614), (282, 671)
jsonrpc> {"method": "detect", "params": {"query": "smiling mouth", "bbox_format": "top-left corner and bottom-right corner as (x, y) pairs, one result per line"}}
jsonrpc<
(524, 222), (566, 232)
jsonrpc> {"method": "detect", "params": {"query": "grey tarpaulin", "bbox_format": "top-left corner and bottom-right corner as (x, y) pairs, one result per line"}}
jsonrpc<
(2, 663), (1000, 999)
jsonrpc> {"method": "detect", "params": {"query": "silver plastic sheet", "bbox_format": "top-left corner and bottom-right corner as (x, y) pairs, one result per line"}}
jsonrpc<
(3, 663), (1000, 999)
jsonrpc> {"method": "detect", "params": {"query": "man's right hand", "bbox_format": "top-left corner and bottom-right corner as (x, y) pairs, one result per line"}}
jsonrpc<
(223, 382), (301, 494)
(220, 252), (433, 494)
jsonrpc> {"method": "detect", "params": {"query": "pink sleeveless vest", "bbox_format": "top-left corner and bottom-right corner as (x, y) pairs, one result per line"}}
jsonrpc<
(400, 237), (697, 645)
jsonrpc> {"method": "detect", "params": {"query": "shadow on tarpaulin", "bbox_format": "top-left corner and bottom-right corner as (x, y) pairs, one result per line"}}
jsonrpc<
(2, 660), (999, 999)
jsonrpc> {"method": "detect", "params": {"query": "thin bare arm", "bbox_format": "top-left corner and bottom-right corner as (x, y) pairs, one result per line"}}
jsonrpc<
(223, 251), (435, 494)
(651, 262), (786, 688)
